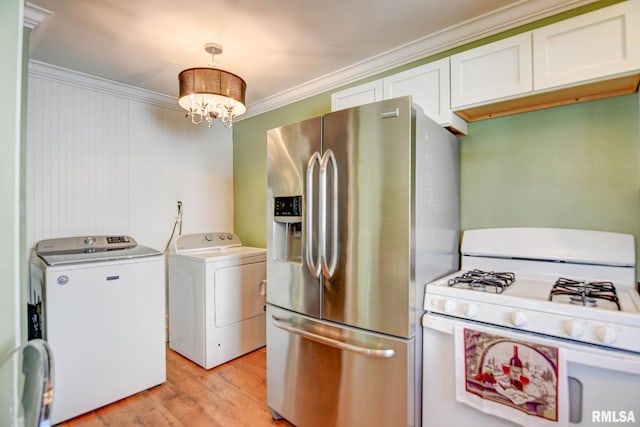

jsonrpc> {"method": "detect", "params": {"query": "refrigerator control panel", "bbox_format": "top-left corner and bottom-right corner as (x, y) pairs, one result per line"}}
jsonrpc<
(274, 196), (302, 223)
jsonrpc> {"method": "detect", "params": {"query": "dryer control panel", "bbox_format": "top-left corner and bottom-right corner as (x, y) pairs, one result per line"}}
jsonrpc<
(173, 232), (242, 253)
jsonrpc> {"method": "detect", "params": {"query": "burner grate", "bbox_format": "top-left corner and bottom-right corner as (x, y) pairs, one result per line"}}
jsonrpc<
(447, 269), (515, 293)
(549, 277), (621, 310)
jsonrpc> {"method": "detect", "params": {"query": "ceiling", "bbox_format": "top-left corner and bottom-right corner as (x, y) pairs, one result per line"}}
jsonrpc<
(26, 0), (598, 117)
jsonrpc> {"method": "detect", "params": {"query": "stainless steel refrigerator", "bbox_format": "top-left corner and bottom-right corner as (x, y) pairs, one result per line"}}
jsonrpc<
(266, 96), (459, 427)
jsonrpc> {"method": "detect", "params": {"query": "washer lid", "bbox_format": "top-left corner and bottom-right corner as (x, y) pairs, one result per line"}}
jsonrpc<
(38, 245), (162, 266)
(35, 235), (161, 266)
(36, 235), (137, 256)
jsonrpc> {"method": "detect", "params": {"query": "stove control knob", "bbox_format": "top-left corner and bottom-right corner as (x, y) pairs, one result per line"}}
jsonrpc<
(564, 320), (585, 338)
(442, 300), (456, 314)
(510, 310), (527, 327)
(596, 325), (617, 344)
(465, 303), (479, 318)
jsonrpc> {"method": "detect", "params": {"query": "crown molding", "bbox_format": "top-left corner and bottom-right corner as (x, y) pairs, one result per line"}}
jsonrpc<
(24, 2), (53, 29)
(28, 60), (180, 110)
(242, 0), (600, 120)
(26, 0), (601, 120)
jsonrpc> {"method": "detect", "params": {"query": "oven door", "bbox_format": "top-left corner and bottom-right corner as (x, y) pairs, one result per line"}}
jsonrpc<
(422, 313), (640, 427)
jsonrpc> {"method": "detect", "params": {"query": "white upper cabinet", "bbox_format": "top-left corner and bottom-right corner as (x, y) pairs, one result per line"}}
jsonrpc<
(451, 1), (640, 120)
(331, 58), (468, 135)
(450, 33), (533, 109)
(533, 0), (640, 90)
(332, 2), (639, 129)
(331, 80), (383, 111)
(384, 58), (467, 134)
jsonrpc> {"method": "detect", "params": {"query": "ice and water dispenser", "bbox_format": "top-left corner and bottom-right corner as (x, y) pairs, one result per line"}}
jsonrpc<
(273, 195), (303, 262)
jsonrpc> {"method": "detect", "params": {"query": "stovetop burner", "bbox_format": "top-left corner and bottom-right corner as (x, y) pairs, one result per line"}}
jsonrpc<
(447, 269), (515, 293)
(549, 277), (621, 310)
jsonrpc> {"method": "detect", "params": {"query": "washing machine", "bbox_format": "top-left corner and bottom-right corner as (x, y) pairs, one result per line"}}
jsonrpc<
(28, 235), (165, 424)
(168, 232), (267, 369)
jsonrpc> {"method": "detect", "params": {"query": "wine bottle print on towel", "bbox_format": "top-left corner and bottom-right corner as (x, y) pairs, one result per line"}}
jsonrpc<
(464, 329), (559, 422)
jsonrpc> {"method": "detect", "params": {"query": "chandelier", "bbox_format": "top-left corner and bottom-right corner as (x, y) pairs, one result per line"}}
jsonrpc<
(178, 43), (247, 128)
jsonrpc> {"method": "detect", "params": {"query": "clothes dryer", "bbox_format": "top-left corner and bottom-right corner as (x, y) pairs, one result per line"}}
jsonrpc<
(168, 232), (266, 369)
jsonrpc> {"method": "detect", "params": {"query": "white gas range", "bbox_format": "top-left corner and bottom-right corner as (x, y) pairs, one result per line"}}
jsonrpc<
(421, 228), (640, 427)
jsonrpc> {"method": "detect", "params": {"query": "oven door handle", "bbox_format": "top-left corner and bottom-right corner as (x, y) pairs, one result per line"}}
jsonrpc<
(422, 313), (640, 374)
(563, 348), (640, 374)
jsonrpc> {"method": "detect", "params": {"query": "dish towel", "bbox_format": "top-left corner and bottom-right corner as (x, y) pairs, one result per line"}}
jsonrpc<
(455, 325), (568, 427)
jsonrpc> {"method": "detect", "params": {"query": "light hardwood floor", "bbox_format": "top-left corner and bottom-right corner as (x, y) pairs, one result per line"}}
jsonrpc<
(57, 346), (294, 427)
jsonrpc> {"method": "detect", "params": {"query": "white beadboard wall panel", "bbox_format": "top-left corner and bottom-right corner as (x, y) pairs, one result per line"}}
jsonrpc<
(26, 63), (233, 255)
(128, 101), (234, 250)
(27, 77), (130, 248)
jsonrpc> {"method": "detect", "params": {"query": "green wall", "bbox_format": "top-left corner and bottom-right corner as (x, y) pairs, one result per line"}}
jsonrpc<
(461, 93), (639, 234)
(20, 27), (31, 343)
(1, 0), (23, 354)
(233, 0), (639, 279)
(461, 93), (640, 269)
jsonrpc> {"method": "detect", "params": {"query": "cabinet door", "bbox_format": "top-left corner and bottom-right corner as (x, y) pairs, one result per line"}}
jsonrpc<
(384, 58), (467, 134)
(384, 59), (449, 123)
(330, 80), (383, 111)
(533, 1), (640, 90)
(451, 32), (533, 109)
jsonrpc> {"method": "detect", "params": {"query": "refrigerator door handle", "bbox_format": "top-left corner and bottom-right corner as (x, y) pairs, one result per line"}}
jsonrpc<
(319, 149), (338, 278)
(306, 152), (322, 278)
(271, 315), (396, 359)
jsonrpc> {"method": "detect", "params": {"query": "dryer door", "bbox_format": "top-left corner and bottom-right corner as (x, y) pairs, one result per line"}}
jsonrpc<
(213, 261), (266, 327)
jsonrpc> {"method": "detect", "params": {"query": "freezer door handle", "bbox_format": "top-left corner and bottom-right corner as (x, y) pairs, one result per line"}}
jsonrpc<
(306, 152), (322, 278)
(319, 149), (338, 278)
(272, 315), (395, 358)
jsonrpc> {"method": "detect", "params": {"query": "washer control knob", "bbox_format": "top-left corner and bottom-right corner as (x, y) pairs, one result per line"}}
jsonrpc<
(219, 234), (226, 240)
(465, 303), (479, 318)
(564, 320), (585, 338)
(510, 310), (527, 327)
(205, 234), (213, 241)
(84, 236), (96, 246)
(443, 300), (456, 314)
(596, 325), (617, 344)
(227, 233), (233, 240)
